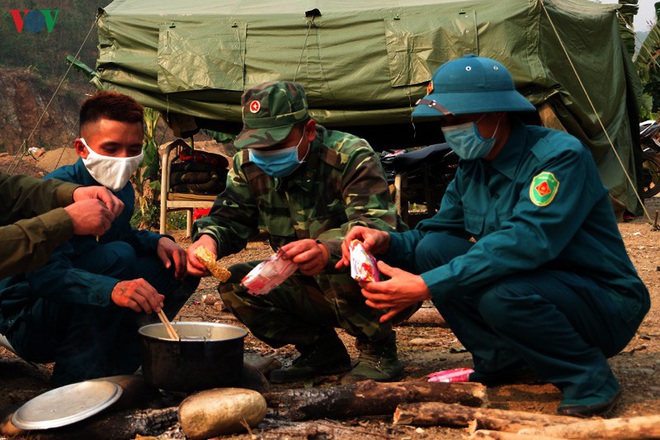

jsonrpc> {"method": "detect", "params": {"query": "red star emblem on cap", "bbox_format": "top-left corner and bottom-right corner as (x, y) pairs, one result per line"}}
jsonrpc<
(249, 100), (261, 113)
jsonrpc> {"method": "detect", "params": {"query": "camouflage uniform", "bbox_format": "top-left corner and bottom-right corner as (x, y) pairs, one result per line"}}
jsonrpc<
(193, 82), (409, 350)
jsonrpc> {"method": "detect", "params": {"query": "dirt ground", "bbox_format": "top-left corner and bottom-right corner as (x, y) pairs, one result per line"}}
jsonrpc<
(0, 152), (659, 438)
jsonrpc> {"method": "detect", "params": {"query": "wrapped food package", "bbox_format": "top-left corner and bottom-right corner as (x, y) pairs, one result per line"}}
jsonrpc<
(241, 250), (298, 295)
(427, 367), (474, 383)
(349, 240), (379, 282)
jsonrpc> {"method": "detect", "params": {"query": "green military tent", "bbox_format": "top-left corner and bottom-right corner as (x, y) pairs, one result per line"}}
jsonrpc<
(91, 0), (644, 216)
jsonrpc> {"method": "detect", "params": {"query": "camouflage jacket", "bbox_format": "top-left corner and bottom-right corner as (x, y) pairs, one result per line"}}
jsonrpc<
(193, 125), (406, 269)
(0, 172), (79, 279)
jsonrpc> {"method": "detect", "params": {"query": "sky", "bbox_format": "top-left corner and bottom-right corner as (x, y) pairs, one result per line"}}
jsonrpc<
(597, 0), (657, 32)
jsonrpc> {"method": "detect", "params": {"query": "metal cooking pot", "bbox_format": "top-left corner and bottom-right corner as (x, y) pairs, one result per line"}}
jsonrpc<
(139, 322), (247, 392)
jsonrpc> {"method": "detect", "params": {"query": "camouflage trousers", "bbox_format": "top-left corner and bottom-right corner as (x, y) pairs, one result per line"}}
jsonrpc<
(219, 261), (419, 349)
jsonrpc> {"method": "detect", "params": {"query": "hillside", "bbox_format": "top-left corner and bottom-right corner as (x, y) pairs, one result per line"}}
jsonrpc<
(0, 0), (103, 156)
(0, 1), (100, 83)
(0, 67), (95, 156)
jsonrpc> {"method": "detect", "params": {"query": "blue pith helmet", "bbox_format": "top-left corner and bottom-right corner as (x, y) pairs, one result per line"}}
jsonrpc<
(412, 54), (536, 118)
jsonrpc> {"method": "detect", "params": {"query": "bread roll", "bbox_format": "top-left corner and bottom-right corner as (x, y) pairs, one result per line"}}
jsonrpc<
(194, 246), (231, 282)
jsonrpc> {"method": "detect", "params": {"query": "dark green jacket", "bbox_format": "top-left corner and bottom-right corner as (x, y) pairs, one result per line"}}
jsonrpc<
(0, 172), (79, 278)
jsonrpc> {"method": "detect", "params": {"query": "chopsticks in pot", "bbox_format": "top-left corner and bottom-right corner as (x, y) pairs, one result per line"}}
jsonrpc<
(157, 309), (179, 340)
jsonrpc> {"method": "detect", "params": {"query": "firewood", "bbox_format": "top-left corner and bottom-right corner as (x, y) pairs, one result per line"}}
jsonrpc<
(0, 375), (166, 439)
(264, 379), (487, 421)
(18, 407), (179, 440)
(393, 402), (577, 431)
(517, 414), (660, 439)
(0, 404), (23, 437)
(470, 430), (564, 440)
(94, 374), (158, 410)
(255, 419), (393, 439)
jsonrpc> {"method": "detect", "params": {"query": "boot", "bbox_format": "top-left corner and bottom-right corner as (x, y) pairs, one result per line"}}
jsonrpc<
(269, 329), (351, 384)
(342, 332), (403, 383)
(557, 372), (622, 418)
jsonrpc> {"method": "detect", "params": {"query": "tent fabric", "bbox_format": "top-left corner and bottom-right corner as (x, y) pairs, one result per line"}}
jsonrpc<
(93, 0), (643, 214)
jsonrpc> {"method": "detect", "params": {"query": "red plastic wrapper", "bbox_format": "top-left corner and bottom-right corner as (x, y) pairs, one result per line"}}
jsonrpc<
(241, 249), (299, 295)
(427, 367), (474, 383)
(349, 240), (379, 282)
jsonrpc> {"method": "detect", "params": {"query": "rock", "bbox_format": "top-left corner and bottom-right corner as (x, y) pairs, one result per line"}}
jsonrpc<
(239, 364), (270, 393)
(178, 388), (267, 439)
(201, 294), (217, 305)
(212, 301), (224, 312)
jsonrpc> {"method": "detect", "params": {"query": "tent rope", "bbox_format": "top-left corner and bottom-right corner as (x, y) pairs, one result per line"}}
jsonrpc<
(5, 13), (100, 175)
(293, 18), (314, 83)
(540, 0), (653, 224)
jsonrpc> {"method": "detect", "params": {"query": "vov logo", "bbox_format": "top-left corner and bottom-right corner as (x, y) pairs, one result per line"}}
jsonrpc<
(9, 10), (60, 33)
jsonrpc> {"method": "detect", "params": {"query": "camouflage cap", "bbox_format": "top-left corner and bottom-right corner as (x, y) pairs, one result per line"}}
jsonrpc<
(234, 81), (310, 149)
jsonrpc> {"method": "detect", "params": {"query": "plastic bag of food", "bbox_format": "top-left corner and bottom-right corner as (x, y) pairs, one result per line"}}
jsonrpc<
(349, 240), (379, 282)
(427, 367), (474, 383)
(241, 249), (299, 295)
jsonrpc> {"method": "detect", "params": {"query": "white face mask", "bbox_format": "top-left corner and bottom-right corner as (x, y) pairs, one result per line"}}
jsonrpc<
(80, 138), (143, 191)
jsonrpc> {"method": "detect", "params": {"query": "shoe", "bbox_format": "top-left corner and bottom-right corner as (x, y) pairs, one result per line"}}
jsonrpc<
(269, 330), (351, 384)
(557, 389), (622, 418)
(342, 333), (403, 383)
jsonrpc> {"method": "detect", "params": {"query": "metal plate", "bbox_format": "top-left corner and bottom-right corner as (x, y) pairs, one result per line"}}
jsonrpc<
(12, 380), (122, 430)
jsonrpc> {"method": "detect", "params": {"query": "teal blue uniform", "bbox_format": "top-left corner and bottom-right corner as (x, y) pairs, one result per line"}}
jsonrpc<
(383, 120), (650, 402)
(0, 159), (198, 385)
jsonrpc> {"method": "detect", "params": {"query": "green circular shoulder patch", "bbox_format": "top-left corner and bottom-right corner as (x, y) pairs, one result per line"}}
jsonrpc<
(529, 171), (559, 206)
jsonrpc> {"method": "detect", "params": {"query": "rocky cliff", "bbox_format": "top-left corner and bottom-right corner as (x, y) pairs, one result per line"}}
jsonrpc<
(0, 67), (94, 155)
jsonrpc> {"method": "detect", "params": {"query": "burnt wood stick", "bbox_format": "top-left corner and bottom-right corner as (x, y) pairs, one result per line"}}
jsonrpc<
(264, 379), (487, 421)
(12, 407), (179, 440)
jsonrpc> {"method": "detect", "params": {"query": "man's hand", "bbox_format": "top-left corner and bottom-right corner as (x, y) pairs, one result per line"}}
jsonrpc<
(157, 237), (187, 280)
(186, 234), (218, 277)
(111, 278), (164, 313)
(281, 239), (329, 276)
(360, 260), (431, 323)
(335, 226), (391, 270)
(64, 199), (116, 236)
(72, 185), (124, 217)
